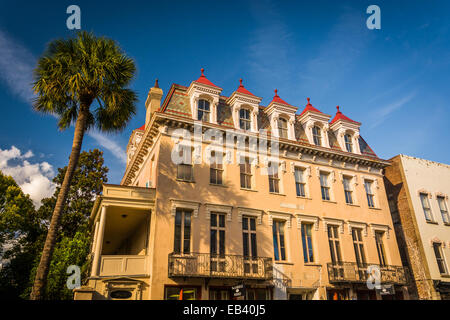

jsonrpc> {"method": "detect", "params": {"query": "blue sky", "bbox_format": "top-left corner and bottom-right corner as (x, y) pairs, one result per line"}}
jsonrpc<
(0, 0), (449, 204)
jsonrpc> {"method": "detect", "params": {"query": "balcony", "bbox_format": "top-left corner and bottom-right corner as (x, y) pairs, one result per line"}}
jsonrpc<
(99, 255), (149, 277)
(327, 262), (407, 285)
(168, 252), (273, 280)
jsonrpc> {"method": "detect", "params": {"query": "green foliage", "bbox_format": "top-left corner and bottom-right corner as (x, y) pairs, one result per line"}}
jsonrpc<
(0, 149), (108, 299)
(32, 31), (137, 132)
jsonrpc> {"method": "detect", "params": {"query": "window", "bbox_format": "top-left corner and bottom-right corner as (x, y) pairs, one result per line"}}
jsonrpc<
(197, 99), (210, 121)
(420, 193), (433, 222)
(210, 213), (226, 272)
(278, 118), (288, 139)
(243, 216), (258, 274)
(343, 176), (353, 204)
(375, 231), (387, 267)
(312, 126), (321, 146)
(210, 152), (223, 185)
(437, 196), (449, 224)
(364, 180), (375, 208)
(165, 287), (197, 300)
(268, 162), (280, 193)
(272, 221), (286, 261)
(177, 149), (193, 181)
(294, 167), (306, 197)
(344, 134), (353, 153)
(301, 224), (314, 263)
(320, 172), (330, 201)
(246, 288), (270, 300)
(239, 108), (251, 131)
(174, 209), (191, 254)
(240, 157), (252, 189)
(328, 225), (342, 264)
(352, 229), (366, 266)
(433, 243), (448, 275)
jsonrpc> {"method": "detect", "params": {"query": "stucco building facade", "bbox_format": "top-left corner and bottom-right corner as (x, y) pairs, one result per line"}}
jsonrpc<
(75, 70), (408, 300)
(384, 155), (450, 299)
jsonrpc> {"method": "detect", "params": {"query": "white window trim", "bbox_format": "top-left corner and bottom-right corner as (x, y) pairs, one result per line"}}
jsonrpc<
(238, 207), (263, 224)
(323, 218), (345, 234)
(170, 199), (200, 218)
(317, 167), (336, 201)
(347, 220), (368, 236)
(205, 204), (233, 221)
(340, 172), (358, 205)
(268, 211), (293, 228)
(369, 223), (390, 239)
(296, 214), (320, 231)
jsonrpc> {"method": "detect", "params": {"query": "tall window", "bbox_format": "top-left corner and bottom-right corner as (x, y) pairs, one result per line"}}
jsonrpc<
(210, 152), (223, 185)
(312, 126), (321, 146)
(301, 224), (314, 263)
(239, 108), (251, 131)
(328, 225), (342, 264)
(210, 213), (226, 272)
(352, 229), (366, 266)
(364, 180), (375, 208)
(437, 196), (449, 224)
(177, 149), (193, 181)
(344, 134), (353, 153)
(420, 193), (433, 222)
(433, 243), (448, 275)
(174, 209), (191, 254)
(240, 157), (252, 189)
(294, 167), (306, 197)
(278, 118), (288, 139)
(243, 216), (258, 274)
(268, 163), (280, 193)
(320, 172), (330, 201)
(272, 221), (286, 261)
(343, 176), (353, 204)
(375, 231), (387, 267)
(197, 99), (210, 121)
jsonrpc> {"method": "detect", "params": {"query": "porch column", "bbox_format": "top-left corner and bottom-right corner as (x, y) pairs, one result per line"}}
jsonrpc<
(91, 205), (107, 277)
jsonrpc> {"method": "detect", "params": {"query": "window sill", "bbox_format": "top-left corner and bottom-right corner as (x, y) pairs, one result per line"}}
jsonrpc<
(210, 183), (227, 188)
(346, 203), (360, 207)
(368, 206), (382, 211)
(274, 261), (294, 265)
(176, 179), (195, 183)
(296, 196), (312, 200)
(440, 274), (450, 278)
(443, 223), (450, 226)
(240, 188), (257, 192)
(304, 263), (322, 267)
(322, 199), (337, 204)
(269, 192), (286, 196)
(425, 220), (439, 225)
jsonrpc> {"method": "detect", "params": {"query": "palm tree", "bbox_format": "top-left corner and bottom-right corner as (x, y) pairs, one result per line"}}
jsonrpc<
(30, 31), (137, 300)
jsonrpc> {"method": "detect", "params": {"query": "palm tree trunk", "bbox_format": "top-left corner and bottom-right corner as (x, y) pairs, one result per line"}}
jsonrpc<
(30, 105), (90, 300)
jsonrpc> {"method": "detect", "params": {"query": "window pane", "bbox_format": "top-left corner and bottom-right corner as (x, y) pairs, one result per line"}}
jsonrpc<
(272, 223), (279, 261)
(250, 218), (256, 231)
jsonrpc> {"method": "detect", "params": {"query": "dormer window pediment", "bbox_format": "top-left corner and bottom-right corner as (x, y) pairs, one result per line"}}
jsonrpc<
(265, 89), (297, 140)
(298, 98), (331, 147)
(227, 79), (262, 132)
(330, 106), (361, 154)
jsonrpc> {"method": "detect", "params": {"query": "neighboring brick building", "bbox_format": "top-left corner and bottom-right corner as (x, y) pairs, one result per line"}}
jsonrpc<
(384, 155), (450, 300)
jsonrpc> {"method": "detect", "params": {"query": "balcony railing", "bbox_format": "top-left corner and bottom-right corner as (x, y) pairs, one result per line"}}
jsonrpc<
(327, 262), (407, 285)
(100, 255), (148, 277)
(168, 252), (273, 280)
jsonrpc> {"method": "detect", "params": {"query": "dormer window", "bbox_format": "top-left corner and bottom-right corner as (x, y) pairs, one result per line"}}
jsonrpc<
(344, 134), (353, 152)
(278, 118), (288, 139)
(312, 126), (322, 146)
(197, 99), (210, 122)
(239, 109), (251, 131)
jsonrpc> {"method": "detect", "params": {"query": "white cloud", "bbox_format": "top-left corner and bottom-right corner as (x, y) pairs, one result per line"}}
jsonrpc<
(369, 92), (416, 129)
(88, 131), (127, 164)
(0, 146), (55, 206)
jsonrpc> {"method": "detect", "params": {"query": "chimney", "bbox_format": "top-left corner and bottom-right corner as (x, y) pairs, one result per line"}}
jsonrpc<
(145, 79), (163, 126)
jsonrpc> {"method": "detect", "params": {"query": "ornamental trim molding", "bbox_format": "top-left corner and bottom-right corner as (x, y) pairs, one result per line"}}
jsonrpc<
(205, 203), (233, 221)
(170, 199), (200, 218)
(268, 211), (293, 227)
(323, 217), (345, 234)
(237, 207), (263, 224)
(346, 220), (368, 236)
(417, 188), (432, 199)
(295, 214), (320, 230)
(369, 223), (390, 239)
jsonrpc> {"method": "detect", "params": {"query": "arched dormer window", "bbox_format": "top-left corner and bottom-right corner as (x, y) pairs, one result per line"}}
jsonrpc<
(278, 118), (288, 139)
(312, 126), (322, 146)
(197, 99), (210, 122)
(239, 108), (251, 131)
(344, 134), (353, 152)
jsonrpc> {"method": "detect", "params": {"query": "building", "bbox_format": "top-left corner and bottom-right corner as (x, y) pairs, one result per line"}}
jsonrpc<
(384, 155), (450, 300)
(75, 70), (408, 300)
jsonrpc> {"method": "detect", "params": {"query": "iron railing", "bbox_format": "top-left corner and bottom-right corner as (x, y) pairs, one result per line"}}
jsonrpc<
(327, 262), (407, 285)
(168, 252), (273, 280)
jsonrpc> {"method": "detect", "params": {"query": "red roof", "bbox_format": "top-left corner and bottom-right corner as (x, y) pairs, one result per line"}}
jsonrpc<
(236, 78), (255, 96)
(137, 124), (145, 131)
(299, 98), (323, 116)
(270, 89), (290, 105)
(195, 68), (220, 88)
(330, 106), (358, 124)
